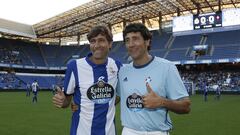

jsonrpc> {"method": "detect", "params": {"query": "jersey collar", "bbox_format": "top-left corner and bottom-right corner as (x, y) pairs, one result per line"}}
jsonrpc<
(85, 53), (108, 67)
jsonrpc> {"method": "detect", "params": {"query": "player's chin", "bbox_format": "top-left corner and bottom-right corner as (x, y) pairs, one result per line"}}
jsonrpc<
(93, 52), (107, 58)
(92, 55), (106, 61)
(129, 53), (140, 60)
(128, 50), (139, 57)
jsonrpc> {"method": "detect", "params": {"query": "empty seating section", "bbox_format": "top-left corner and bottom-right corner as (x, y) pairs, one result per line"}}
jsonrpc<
(0, 38), (92, 67)
(109, 52), (128, 63)
(58, 46), (77, 66)
(113, 41), (127, 52)
(171, 34), (201, 49)
(0, 30), (239, 66)
(209, 45), (239, 59)
(151, 31), (171, 49)
(149, 49), (166, 58)
(76, 45), (90, 58)
(109, 41), (128, 62)
(20, 43), (46, 66)
(0, 30), (240, 90)
(40, 45), (59, 66)
(166, 48), (189, 61)
(206, 30), (240, 46)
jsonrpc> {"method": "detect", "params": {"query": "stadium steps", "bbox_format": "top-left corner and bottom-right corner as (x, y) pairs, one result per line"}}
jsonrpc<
(185, 47), (195, 60)
(165, 35), (175, 49)
(163, 50), (169, 59)
(185, 47), (191, 56)
(15, 75), (27, 86)
(19, 47), (35, 66)
(238, 45), (240, 57)
(62, 45), (90, 65)
(199, 36), (204, 45)
(202, 35), (208, 45)
(39, 45), (49, 67)
(166, 48), (189, 61)
(209, 45), (214, 56)
(63, 46), (82, 64)
(151, 31), (170, 50)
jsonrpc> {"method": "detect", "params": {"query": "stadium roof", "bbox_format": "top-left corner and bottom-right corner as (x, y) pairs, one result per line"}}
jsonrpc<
(33, 0), (240, 43)
(1, 0), (240, 43)
(0, 18), (36, 38)
(0, 0), (90, 40)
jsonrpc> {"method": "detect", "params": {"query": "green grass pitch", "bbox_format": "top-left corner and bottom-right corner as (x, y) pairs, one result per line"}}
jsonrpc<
(0, 91), (239, 135)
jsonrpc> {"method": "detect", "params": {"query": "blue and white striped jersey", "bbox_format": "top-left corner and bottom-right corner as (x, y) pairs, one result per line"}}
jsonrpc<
(64, 53), (121, 135)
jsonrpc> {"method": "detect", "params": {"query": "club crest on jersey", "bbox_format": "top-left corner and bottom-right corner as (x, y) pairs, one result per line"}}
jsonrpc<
(145, 76), (152, 84)
(87, 76), (114, 104)
(126, 92), (144, 112)
(109, 67), (116, 75)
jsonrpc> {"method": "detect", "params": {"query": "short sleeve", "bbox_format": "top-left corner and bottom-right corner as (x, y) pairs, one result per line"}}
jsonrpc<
(165, 63), (189, 100)
(64, 60), (76, 95)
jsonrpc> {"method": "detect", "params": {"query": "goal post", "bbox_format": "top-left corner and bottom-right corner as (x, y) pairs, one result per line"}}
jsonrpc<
(184, 81), (195, 95)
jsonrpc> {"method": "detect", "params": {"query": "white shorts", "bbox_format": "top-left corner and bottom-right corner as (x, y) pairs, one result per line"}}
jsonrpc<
(122, 127), (169, 135)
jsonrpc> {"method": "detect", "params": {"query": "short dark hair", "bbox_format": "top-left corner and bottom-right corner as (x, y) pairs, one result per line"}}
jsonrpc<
(123, 23), (152, 50)
(87, 25), (113, 42)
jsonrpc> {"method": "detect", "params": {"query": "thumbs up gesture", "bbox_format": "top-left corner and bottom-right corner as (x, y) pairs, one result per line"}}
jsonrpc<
(52, 86), (68, 108)
(142, 83), (165, 109)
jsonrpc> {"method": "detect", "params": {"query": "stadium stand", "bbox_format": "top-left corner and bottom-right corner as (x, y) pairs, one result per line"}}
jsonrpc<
(151, 31), (171, 50)
(0, 71), (64, 90)
(1, 29), (240, 67)
(181, 70), (240, 92)
(0, 1), (239, 91)
(1, 29), (239, 90)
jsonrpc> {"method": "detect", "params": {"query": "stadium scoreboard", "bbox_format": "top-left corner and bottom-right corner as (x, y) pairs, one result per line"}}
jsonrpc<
(193, 11), (222, 30)
(173, 8), (240, 35)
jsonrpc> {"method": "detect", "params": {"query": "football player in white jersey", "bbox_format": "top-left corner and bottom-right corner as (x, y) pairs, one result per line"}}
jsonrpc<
(117, 23), (191, 135)
(31, 80), (39, 103)
(52, 25), (121, 135)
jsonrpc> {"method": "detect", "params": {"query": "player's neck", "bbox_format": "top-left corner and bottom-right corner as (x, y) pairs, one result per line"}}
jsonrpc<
(133, 54), (152, 66)
(90, 56), (107, 65)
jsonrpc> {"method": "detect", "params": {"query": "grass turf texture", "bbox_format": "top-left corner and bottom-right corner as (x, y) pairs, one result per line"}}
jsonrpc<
(0, 91), (239, 135)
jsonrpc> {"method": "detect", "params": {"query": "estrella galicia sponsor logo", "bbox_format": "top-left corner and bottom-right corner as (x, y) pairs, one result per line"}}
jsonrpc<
(87, 77), (114, 104)
(126, 93), (144, 112)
